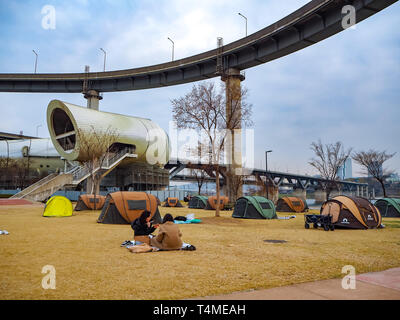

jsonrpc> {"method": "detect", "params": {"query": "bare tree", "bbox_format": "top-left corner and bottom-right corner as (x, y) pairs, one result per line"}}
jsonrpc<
(0, 157), (30, 190)
(309, 140), (352, 200)
(171, 81), (252, 216)
(192, 168), (207, 195)
(0, 157), (22, 189)
(75, 126), (119, 209)
(186, 140), (209, 195)
(352, 149), (396, 197)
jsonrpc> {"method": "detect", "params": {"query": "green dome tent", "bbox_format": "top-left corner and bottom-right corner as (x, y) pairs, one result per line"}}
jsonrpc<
(188, 195), (208, 209)
(232, 196), (277, 219)
(375, 198), (400, 218)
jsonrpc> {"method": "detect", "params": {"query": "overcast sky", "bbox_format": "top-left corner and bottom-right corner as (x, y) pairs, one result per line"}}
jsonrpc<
(0, 0), (399, 177)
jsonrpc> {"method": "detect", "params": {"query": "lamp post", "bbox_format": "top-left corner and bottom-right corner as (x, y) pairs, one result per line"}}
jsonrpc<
(36, 124), (42, 137)
(32, 50), (38, 73)
(167, 37), (174, 61)
(265, 150), (272, 200)
(238, 13), (248, 37)
(100, 48), (106, 72)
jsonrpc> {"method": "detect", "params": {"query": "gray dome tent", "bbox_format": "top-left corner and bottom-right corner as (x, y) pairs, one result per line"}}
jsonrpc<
(188, 195), (208, 209)
(232, 196), (277, 219)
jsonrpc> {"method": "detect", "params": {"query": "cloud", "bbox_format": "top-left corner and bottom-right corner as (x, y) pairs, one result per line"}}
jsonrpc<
(0, 0), (399, 176)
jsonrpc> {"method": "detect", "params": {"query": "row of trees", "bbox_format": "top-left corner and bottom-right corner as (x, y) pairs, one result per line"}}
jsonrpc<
(309, 140), (396, 198)
(0, 157), (35, 189)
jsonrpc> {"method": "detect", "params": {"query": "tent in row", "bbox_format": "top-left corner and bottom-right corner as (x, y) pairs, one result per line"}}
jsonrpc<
(74, 194), (106, 211)
(276, 197), (308, 213)
(232, 196), (277, 219)
(374, 198), (400, 218)
(163, 197), (183, 207)
(43, 196), (73, 217)
(97, 191), (162, 224)
(320, 196), (382, 229)
(188, 195), (229, 210)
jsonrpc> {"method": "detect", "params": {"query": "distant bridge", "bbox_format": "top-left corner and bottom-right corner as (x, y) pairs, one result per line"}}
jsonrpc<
(165, 159), (368, 192)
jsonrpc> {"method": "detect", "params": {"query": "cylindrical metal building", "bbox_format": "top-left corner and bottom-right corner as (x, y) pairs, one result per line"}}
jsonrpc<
(47, 100), (169, 166)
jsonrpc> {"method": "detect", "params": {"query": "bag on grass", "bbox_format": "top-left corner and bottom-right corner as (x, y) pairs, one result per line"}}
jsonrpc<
(127, 243), (155, 254)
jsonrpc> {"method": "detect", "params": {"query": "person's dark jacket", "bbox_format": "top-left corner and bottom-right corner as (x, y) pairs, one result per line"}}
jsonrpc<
(131, 218), (156, 236)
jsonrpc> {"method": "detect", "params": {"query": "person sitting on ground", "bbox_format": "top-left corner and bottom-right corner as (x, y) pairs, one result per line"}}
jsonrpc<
(129, 210), (159, 246)
(150, 214), (182, 250)
(150, 214), (196, 251)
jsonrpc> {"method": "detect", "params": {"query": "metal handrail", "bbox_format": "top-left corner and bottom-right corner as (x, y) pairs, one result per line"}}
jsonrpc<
(71, 148), (135, 183)
(10, 173), (58, 198)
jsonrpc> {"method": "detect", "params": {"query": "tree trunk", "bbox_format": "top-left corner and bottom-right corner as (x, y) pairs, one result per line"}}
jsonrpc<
(325, 184), (330, 201)
(94, 175), (97, 210)
(215, 167), (220, 217)
(378, 179), (387, 198)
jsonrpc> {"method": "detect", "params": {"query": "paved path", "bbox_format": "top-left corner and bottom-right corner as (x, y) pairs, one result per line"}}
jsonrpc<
(193, 268), (400, 300)
(0, 199), (34, 205)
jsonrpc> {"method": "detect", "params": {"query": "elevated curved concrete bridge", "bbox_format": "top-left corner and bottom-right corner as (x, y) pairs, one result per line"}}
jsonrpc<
(0, 0), (397, 93)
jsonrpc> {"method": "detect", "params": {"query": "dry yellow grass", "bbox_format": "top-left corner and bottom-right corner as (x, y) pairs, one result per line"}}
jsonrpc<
(0, 203), (400, 300)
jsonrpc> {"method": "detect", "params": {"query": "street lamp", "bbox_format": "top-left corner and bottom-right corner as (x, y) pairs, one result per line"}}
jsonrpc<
(167, 37), (174, 61)
(36, 124), (42, 137)
(238, 13), (248, 37)
(32, 50), (38, 73)
(100, 48), (106, 72)
(265, 150), (273, 200)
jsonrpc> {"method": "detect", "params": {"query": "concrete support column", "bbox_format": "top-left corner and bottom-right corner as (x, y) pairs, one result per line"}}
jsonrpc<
(84, 89), (103, 110)
(356, 185), (360, 197)
(222, 68), (245, 203)
(314, 190), (327, 204)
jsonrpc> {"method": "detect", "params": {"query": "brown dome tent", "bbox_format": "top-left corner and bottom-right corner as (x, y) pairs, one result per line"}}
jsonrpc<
(163, 197), (183, 207)
(74, 194), (106, 211)
(320, 196), (382, 229)
(276, 196), (308, 213)
(97, 192), (162, 224)
(206, 196), (229, 210)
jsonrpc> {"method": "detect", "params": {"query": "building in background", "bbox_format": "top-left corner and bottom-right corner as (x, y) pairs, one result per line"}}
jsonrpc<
(337, 158), (353, 180)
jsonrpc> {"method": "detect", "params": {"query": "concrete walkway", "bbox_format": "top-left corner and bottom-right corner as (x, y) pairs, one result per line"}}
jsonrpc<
(194, 268), (400, 300)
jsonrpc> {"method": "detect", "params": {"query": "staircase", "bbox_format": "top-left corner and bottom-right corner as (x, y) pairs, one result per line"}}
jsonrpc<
(10, 148), (137, 202)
